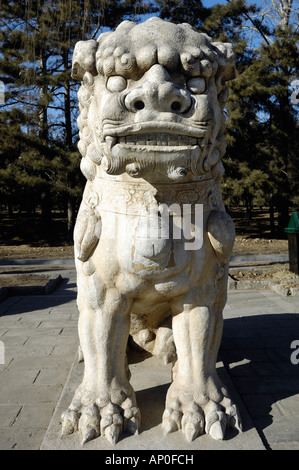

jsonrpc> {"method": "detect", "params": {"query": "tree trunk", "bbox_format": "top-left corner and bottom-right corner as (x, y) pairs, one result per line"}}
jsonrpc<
(40, 190), (52, 242)
(277, 198), (290, 234)
(37, 51), (49, 142)
(278, 0), (293, 30)
(63, 48), (76, 241)
(38, 47), (52, 226)
(8, 204), (13, 217)
(269, 200), (275, 235)
(63, 50), (73, 148)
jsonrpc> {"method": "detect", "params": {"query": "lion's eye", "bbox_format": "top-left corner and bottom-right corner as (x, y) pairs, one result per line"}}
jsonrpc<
(187, 77), (206, 94)
(106, 76), (127, 93)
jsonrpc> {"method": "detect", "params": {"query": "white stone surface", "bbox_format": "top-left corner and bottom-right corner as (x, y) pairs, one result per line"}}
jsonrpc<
(62, 18), (241, 446)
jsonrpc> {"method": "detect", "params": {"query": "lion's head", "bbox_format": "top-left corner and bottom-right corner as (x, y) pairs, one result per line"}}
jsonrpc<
(72, 17), (235, 183)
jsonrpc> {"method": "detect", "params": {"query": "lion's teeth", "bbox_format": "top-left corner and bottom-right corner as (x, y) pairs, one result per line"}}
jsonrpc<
(117, 133), (198, 146)
(105, 136), (117, 150)
(125, 137), (136, 144)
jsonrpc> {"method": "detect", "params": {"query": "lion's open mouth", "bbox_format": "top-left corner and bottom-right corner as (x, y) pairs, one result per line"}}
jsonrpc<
(99, 122), (213, 179)
(105, 133), (199, 152)
(102, 121), (212, 153)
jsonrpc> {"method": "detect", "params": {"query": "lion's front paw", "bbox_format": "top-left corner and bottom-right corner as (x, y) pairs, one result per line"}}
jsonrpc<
(61, 387), (140, 445)
(162, 380), (242, 442)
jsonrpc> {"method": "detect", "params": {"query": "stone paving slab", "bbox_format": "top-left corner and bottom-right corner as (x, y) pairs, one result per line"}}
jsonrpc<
(41, 355), (265, 451)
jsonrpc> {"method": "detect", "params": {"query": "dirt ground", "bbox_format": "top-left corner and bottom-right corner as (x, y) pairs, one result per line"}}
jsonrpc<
(232, 236), (288, 255)
(0, 244), (74, 259)
(0, 235), (289, 259)
(230, 264), (298, 287)
(0, 273), (50, 288)
(0, 235), (295, 288)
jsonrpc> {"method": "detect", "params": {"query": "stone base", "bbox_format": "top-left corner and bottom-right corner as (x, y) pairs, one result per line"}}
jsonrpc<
(41, 352), (265, 451)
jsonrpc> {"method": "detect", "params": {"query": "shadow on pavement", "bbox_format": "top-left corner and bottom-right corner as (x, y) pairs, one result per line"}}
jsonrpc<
(0, 277), (77, 316)
(221, 313), (299, 447)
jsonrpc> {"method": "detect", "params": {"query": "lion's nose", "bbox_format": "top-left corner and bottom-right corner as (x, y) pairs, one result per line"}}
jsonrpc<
(124, 64), (192, 115)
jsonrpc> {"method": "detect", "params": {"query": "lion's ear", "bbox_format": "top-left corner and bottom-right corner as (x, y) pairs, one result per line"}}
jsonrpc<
(212, 42), (236, 81)
(72, 40), (99, 81)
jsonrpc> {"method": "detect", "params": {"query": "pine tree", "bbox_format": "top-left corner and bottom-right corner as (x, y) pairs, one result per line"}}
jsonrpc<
(223, 2), (299, 233)
(0, 0), (154, 240)
(155, 0), (209, 29)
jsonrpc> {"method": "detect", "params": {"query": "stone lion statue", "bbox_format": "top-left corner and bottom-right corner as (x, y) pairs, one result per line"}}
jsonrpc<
(61, 17), (242, 446)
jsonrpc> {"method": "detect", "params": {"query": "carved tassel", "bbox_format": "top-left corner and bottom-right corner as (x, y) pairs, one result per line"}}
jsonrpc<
(74, 208), (101, 262)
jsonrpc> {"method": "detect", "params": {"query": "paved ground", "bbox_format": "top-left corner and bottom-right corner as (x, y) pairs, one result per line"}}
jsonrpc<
(0, 257), (298, 450)
(0, 264), (78, 450)
(221, 288), (299, 450)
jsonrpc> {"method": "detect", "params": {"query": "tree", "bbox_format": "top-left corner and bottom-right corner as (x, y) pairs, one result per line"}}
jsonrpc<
(223, 0), (299, 233)
(155, 0), (259, 42)
(155, 0), (209, 28)
(0, 0), (155, 240)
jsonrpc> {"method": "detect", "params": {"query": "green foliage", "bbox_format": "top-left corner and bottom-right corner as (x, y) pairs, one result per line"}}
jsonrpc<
(154, 0), (209, 29)
(224, 20), (299, 230)
(0, 0), (298, 240)
(0, 0), (154, 238)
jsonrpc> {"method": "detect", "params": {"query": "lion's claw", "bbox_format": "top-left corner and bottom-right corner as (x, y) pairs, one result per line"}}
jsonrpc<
(182, 407), (205, 442)
(162, 407), (182, 435)
(61, 409), (79, 436)
(100, 403), (123, 445)
(123, 406), (140, 435)
(78, 403), (100, 445)
(205, 408), (227, 440)
(226, 404), (243, 432)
